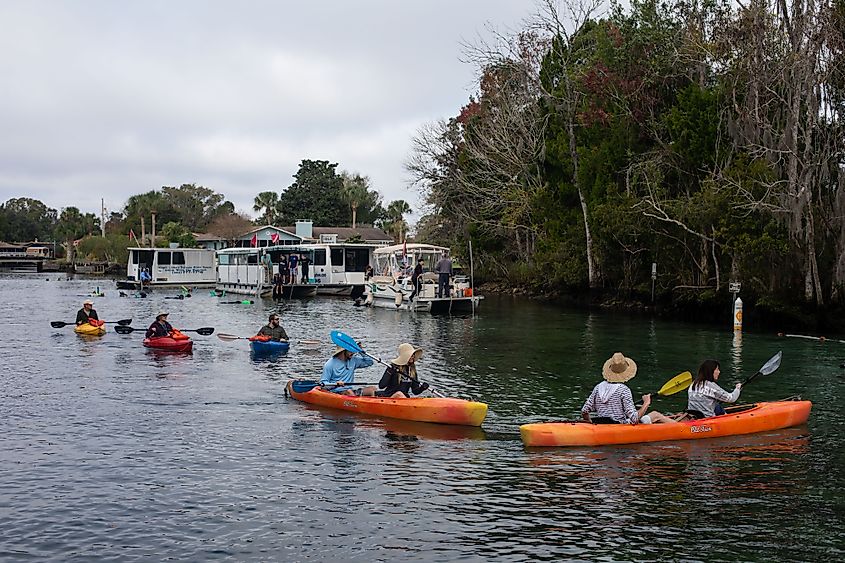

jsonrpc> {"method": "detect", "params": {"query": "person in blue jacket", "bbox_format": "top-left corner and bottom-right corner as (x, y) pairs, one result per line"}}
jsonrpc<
(321, 346), (376, 396)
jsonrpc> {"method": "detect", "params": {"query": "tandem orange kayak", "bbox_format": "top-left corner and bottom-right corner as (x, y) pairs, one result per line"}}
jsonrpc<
(285, 381), (488, 426)
(520, 400), (812, 447)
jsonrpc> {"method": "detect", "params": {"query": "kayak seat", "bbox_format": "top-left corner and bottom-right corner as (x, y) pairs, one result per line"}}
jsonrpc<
(685, 409), (705, 419)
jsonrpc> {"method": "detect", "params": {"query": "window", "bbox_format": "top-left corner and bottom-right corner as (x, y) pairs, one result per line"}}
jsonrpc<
(131, 250), (138, 264)
(247, 254), (258, 264)
(313, 249), (326, 266)
(218, 254), (230, 265)
(330, 248), (344, 266)
(172, 252), (185, 265)
(158, 252), (171, 265)
(345, 248), (370, 272)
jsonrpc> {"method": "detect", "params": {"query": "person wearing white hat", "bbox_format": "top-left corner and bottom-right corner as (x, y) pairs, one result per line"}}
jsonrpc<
(75, 299), (99, 325)
(321, 345), (376, 396)
(376, 343), (430, 398)
(581, 353), (655, 425)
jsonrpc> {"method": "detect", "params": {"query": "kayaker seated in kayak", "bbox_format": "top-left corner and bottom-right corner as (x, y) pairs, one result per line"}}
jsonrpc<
(581, 352), (675, 425)
(321, 346), (377, 396)
(377, 343), (430, 398)
(685, 359), (741, 419)
(76, 299), (102, 326)
(252, 314), (289, 342)
(145, 312), (187, 339)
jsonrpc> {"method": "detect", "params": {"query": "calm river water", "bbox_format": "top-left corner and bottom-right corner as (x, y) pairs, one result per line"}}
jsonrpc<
(1, 276), (843, 561)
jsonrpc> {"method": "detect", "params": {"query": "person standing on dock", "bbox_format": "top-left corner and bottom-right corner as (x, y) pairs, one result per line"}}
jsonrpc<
(300, 253), (310, 283)
(410, 259), (423, 302)
(288, 253), (298, 284)
(435, 251), (452, 298)
(75, 299), (99, 325)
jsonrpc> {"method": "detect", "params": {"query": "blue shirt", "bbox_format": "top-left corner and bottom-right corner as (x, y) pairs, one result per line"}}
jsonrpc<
(321, 353), (373, 385)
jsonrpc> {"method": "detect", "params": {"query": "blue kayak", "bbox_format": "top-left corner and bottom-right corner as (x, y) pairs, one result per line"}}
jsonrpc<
(250, 339), (290, 354)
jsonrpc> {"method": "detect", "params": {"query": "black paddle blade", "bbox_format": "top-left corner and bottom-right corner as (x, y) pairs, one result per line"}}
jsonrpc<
(194, 327), (215, 336)
(114, 325), (138, 334)
(116, 319), (133, 326)
(50, 321), (69, 328)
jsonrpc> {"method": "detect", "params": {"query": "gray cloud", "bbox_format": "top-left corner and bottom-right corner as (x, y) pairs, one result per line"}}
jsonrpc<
(0, 0), (534, 222)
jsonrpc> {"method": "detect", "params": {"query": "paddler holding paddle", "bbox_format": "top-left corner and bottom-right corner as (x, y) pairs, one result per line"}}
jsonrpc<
(252, 314), (288, 342)
(376, 343), (430, 398)
(145, 312), (187, 340)
(581, 352), (676, 425)
(321, 346), (377, 396)
(76, 299), (101, 326)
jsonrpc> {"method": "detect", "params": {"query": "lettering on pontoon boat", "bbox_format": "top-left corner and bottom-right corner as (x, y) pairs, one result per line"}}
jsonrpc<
(690, 425), (712, 433)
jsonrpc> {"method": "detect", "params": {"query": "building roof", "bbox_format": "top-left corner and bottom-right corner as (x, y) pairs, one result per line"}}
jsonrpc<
(0, 241), (24, 249)
(282, 225), (392, 242)
(192, 232), (223, 242)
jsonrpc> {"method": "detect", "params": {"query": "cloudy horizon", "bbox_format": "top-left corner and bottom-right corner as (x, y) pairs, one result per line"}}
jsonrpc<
(0, 0), (537, 225)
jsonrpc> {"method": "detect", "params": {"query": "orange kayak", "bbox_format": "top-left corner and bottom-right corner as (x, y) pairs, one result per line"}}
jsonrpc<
(285, 381), (488, 426)
(520, 400), (812, 447)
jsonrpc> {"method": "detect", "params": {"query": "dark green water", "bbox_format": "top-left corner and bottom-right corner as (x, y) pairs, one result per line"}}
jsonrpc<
(1, 276), (843, 561)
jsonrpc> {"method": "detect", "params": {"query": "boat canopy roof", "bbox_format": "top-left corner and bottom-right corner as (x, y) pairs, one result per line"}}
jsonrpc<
(373, 243), (450, 255)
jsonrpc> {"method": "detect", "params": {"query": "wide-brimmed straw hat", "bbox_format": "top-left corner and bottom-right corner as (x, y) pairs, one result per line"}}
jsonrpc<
(602, 352), (637, 383)
(156, 312), (169, 320)
(83, 299), (94, 306)
(391, 343), (423, 366)
(333, 346), (349, 357)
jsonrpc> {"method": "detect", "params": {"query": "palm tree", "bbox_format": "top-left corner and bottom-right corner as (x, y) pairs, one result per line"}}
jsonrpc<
(383, 199), (412, 242)
(340, 172), (371, 228)
(253, 191), (279, 225)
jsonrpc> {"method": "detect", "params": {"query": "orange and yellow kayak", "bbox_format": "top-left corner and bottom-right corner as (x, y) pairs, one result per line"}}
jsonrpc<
(286, 381), (488, 426)
(74, 321), (106, 336)
(520, 400), (812, 447)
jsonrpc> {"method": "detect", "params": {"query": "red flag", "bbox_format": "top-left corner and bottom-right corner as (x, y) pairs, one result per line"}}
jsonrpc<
(270, 233), (279, 244)
(250, 234), (258, 247)
(129, 229), (135, 241)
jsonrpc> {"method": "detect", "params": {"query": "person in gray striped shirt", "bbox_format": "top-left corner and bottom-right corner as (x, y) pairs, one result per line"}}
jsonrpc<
(581, 353), (675, 424)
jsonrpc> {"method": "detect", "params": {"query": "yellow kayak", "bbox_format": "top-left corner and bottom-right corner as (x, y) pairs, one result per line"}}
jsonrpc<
(75, 322), (106, 336)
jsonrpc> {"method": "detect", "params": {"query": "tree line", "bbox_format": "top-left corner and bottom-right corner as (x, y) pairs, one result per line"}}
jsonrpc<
(408, 0), (844, 315)
(0, 159), (412, 262)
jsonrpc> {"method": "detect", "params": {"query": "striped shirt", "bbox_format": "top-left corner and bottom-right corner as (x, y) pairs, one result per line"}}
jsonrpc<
(581, 381), (639, 424)
(687, 381), (741, 418)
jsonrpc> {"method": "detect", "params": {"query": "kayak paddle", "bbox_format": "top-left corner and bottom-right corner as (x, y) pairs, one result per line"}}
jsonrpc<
(217, 333), (289, 342)
(635, 371), (692, 405)
(222, 300), (254, 305)
(331, 330), (446, 398)
(114, 325), (215, 336)
(51, 319), (132, 328)
(289, 379), (383, 393)
(741, 350), (782, 387)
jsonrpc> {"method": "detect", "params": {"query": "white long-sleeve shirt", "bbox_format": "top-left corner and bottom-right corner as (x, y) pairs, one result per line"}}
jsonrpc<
(581, 381), (639, 424)
(687, 381), (741, 418)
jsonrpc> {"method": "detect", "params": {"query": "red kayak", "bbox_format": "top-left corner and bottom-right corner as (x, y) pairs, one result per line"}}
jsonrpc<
(143, 336), (193, 352)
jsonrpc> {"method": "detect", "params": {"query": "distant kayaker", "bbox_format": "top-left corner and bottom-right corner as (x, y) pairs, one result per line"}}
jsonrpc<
(377, 343), (430, 398)
(254, 314), (289, 342)
(686, 359), (741, 418)
(146, 312), (175, 339)
(321, 346), (376, 396)
(75, 299), (100, 325)
(581, 353), (675, 425)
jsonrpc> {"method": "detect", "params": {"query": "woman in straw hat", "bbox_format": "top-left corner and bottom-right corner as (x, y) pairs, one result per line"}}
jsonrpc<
(321, 346), (377, 396)
(376, 343), (430, 398)
(581, 352), (675, 424)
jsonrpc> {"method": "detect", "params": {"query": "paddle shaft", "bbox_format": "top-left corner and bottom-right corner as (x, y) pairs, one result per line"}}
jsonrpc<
(52, 319), (131, 328)
(115, 326), (214, 335)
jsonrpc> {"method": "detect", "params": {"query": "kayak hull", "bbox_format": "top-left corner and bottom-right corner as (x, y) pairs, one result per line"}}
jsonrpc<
(143, 336), (193, 352)
(286, 381), (488, 426)
(74, 323), (106, 336)
(250, 340), (290, 354)
(520, 401), (812, 447)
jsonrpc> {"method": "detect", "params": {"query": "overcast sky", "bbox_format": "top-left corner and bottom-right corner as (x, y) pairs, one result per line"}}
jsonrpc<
(0, 0), (537, 223)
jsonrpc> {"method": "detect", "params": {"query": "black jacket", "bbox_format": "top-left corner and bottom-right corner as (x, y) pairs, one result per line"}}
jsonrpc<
(377, 364), (428, 397)
(76, 308), (99, 325)
(146, 320), (173, 338)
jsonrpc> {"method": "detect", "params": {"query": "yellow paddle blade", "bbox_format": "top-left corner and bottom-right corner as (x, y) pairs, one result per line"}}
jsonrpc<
(657, 371), (693, 396)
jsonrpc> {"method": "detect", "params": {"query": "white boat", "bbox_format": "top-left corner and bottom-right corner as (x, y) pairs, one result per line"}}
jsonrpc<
(117, 247), (216, 289)
(215, 242), (380, 298)
(364, 243), (482, 313)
